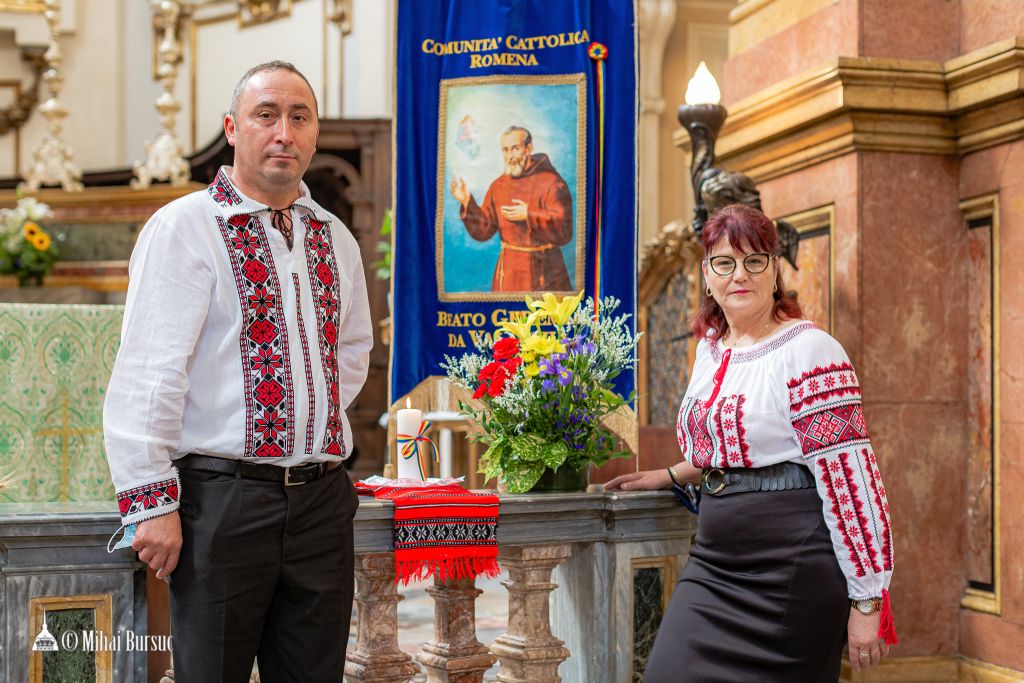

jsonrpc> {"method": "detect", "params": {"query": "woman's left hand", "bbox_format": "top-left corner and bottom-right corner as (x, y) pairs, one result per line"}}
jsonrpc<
(848, 609), (890, 671)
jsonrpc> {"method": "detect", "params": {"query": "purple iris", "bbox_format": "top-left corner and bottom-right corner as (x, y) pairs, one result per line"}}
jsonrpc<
(558, 367), (573, 386)
(539, 357), (561, 377)
(582, 340), (596, 355)
(542, 378), (557, 392)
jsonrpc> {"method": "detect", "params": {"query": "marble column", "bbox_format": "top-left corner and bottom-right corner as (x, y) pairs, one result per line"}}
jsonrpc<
(416, 575), (496, 683)
(344, 553), (419, 683)
(490, 545), (572, 683)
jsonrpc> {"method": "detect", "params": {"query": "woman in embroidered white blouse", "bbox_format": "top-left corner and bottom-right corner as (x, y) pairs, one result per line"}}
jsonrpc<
(608, 205), (897, 682)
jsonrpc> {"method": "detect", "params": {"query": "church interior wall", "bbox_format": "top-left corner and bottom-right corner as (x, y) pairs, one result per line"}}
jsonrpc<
(858, 0), (960, 62)
(0, 0), (124, 175)
(0, 0), (394, 178)
(961, 0), (1024, 54)
(657, 0), (730, 238)
(723, 0), (858, 105)
(957, 138), (1024, 674)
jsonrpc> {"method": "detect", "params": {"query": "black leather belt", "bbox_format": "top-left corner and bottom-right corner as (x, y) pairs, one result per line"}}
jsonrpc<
(178, 454), (338, 486)
(700, 461), (814, 497)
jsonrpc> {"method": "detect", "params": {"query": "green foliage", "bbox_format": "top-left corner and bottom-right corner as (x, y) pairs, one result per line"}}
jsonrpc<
(371, 209), (392, 281)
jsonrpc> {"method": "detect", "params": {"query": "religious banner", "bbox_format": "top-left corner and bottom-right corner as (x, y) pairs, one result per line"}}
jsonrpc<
(391, 0), (638, 405)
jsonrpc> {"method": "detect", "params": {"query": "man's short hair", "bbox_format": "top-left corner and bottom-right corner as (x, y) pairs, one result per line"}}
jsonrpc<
(502, 126), (533, 147)
(229, 60), (319, 117)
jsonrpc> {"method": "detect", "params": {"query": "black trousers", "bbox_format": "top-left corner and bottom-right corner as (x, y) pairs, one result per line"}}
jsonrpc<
(169, 464), (358, 683)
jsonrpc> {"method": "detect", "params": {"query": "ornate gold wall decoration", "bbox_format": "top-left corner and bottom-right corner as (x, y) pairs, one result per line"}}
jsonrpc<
(0, 0), (47, 12)
(328, 0), (352, 34)
(238, 0), (292, 28)
(133, 0), (191, 189)
(0, 50), (45, 136)
(19, 0), (83, 192)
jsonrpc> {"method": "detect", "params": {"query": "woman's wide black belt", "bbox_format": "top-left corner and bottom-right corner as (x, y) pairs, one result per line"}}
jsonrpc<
(700, 461), (815, 497)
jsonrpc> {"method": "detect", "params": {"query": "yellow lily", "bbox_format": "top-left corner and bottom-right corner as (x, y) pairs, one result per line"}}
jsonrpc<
(525, 290), (584, 327)
(499, 317), (533, 341)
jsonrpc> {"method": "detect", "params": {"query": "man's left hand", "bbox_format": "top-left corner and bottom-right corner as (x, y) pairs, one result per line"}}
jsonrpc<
(500, 199), (528, 223)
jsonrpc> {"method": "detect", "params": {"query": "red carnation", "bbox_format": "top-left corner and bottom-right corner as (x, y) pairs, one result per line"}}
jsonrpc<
(493, 337), (520, 361)
(487, 370), (509, 397)
(473, 383), (487, 399)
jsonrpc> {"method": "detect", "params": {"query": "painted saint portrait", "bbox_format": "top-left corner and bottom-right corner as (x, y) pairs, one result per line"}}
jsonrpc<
(436, 75), (586, 301)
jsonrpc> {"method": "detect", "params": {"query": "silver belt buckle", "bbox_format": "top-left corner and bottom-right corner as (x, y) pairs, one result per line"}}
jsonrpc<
(702, 468), (727, 495)
(283, 466), (306, 486)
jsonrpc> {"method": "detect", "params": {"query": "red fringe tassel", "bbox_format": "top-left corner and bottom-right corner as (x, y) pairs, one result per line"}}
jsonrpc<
(395, 555), (501, 585)
(878, 588), (899, 645)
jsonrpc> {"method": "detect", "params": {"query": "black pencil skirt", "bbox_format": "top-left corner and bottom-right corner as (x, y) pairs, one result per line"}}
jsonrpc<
(643, 486), (849, 683)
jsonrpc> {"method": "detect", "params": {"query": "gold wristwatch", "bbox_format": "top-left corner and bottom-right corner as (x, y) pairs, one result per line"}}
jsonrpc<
(851, 598), (882, 615)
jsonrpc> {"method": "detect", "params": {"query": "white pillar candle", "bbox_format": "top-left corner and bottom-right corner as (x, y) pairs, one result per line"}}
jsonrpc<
(439, 428), (453, 479)
(396, 400), (424, 481)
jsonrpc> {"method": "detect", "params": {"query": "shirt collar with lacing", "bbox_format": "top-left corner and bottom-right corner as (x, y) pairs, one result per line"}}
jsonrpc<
(207, 165), (321, 220)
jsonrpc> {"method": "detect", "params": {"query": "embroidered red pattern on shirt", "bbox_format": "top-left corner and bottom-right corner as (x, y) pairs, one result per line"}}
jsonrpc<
(715, 395), (751, 467)
(788, 361), (861, 411)
(208, 167), (242, 206)
(117, 478), (179, 518)
(817, 457), (866, 576)
(709, 320), (816, 363)
(217, 214), (295, 458)
(302, 215), (346, 457)
(677, 394), (749, 468)
(292, 274), (317, 455)
(865, 448), (894, 570)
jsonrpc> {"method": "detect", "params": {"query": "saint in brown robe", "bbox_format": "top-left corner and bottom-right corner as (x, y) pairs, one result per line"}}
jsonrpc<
(459, 153), (574, 292)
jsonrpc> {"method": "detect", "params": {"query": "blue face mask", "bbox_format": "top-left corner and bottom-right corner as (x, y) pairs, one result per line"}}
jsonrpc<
(107, 524), (136, 553)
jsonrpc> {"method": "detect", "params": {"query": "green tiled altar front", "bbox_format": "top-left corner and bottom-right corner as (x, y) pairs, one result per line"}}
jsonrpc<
(0, 304), (122, 503)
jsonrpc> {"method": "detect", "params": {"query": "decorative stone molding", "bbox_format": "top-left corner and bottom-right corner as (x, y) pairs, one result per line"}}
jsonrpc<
(674, 38), (1024, 181)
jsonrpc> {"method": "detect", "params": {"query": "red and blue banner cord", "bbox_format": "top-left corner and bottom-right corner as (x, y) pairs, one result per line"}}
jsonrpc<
(588, 41), (607, 323)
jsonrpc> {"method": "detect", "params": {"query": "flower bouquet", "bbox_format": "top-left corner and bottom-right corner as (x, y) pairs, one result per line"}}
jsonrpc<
(441, 291), (639, 493)
(0, 196), (60, 287)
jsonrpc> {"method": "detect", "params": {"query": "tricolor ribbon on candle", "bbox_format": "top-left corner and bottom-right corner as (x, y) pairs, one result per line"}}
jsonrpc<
(397, 419), (439, 480)
(588, 41), (608, 321)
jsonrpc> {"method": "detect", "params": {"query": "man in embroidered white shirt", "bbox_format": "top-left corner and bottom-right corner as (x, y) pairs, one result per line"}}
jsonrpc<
(103, 61), (373, 682)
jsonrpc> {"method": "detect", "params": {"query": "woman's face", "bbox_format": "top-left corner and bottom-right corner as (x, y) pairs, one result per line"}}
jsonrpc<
(702, 238), (777, 322)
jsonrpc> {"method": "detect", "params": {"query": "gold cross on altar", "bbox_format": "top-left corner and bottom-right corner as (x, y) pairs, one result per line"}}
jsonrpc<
(33, 391), (103, 502)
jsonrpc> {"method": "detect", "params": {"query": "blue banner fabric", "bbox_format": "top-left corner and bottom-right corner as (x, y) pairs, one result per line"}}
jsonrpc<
(391, 0), (637, 403)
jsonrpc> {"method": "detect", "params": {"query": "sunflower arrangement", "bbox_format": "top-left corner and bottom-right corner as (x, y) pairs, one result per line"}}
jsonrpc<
(0, 196), (60, 286)
(442, 291), (639, 492)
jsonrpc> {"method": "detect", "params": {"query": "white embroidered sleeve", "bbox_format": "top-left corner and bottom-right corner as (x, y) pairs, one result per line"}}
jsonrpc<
(103, 205), (215, 525)
(786, 331), (894, 600)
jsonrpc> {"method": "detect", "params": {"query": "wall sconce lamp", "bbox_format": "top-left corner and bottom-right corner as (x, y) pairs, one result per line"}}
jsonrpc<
(676, 62), (726, 240)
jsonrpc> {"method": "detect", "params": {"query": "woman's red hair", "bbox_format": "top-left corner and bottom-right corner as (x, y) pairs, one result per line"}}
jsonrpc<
(692, 204), (802, 341)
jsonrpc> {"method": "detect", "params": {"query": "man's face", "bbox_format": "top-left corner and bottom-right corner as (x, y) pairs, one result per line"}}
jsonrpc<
(501, 131), (532, 177)
(225, 69), (319, 195)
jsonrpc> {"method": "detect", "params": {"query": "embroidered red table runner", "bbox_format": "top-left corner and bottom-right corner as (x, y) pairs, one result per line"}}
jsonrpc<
(355, 480), (500, 584)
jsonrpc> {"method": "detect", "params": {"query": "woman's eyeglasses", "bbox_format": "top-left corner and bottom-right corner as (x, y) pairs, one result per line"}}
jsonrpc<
(706, 252), (772, 277)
